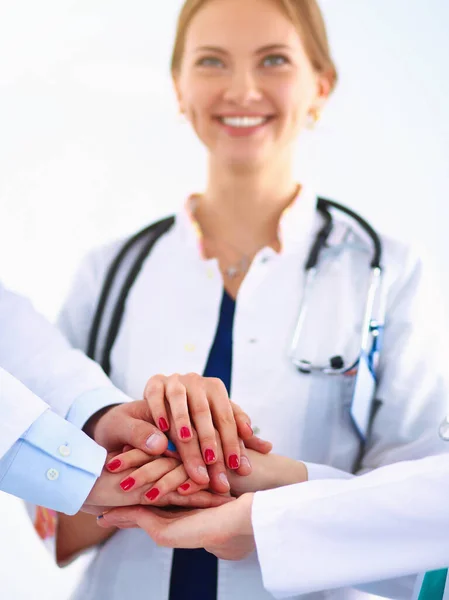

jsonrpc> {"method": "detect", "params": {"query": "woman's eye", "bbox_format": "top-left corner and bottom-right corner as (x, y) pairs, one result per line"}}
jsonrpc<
(262, 54), (289, 67)
(196, 57), (224, 68)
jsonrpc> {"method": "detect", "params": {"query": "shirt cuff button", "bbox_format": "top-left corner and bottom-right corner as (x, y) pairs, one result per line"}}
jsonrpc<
(58, 444), (71, 458)
(46, 468), (60, 481)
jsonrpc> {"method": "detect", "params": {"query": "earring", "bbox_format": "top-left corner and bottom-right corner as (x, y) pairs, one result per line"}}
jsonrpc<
(306, 108), (321, 130)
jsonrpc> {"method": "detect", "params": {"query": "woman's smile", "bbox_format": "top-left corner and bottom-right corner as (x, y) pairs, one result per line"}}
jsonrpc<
(213, 114), (275, 138)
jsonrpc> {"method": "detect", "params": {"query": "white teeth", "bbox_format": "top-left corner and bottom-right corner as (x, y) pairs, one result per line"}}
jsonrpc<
(221, 116), (267, 128)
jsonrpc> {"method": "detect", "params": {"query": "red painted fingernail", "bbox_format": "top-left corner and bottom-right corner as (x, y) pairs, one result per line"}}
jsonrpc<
(179, 483), (190, 491)
(145, 488), (160, 501)
(158, 417), (169, 432)
(107, 459), (122, 471)
(229, 454), (240, 469)
(180, 426), (191, 439)
(120, 477), (136, 491)
(205, 449), (216, 463)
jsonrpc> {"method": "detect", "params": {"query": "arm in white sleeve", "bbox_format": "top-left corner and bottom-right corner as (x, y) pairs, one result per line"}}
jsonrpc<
(0, 370), (106, 514)
(0, 366), (49, 458)
(252, 454), (449, 599)
(0, 281), (129, 426)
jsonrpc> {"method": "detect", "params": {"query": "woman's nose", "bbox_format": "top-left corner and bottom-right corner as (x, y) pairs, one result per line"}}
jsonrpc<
(223, 70), (262, 106)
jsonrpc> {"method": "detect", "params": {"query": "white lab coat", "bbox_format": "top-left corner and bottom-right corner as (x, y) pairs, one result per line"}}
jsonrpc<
(58, 185), (449, 600)
(0, 282), (117, 457)
(253, 454), (449, 599)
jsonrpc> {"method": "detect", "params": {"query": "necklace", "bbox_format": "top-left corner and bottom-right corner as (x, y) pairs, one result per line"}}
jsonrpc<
(189, 184), (301, 279)
(224, 254), (251, 279)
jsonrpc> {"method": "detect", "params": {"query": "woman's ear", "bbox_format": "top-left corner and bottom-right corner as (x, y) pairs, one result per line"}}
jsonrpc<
(314, 71), (332, 112)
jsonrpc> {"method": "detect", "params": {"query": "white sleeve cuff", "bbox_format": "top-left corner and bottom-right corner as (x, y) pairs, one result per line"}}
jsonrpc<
(304, 462), (354, 481)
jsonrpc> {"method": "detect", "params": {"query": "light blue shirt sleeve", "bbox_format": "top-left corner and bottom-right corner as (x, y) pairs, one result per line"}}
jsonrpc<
(66, 386), (130, 429)
(0, 409), (106, 515)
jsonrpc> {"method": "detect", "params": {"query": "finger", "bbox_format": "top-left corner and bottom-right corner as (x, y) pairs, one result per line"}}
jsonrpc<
(97, 506), (143, 529)
(119, 457), (179, 493)
(105, 449), (155, 473)
(144, 374), (170, 433)
(206, 430), (230, 494)
(143, 464), (204, 503)
(176, 477), (208, 495)
(161, 491), (234, 509)
(230, 401), (254, 440)
(119, 416), (168, 456)
(234, 439), (252, 477)
(243, 436), (273, 454)
(170, 423), (210, 486)
(183, 374), (218, 466)
(104, 450), (122, 469)
(165, 375), (193, 442)
(207, 379), (240, 470)
(96, 515), (135, 529)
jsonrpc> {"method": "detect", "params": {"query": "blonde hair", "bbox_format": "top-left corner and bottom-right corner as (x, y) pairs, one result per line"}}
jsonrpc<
(170, 0), (338, 92)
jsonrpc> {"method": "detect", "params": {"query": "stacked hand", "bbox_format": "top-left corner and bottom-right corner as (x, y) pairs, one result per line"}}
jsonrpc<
(83, 373), (273, 513)
(83, 372), (307, 561)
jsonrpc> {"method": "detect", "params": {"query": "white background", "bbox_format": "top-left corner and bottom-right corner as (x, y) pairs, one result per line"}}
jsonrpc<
(0, 1), (448, 598)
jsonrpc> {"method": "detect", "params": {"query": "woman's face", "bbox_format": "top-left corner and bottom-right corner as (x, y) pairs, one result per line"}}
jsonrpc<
(174, 0), (328, 171)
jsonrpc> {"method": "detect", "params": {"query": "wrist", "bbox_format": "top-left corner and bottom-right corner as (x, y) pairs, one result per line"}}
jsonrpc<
(83, 404), (119, 440)
(268, 456), (308, 488)
(288, 459), (308, 485)
(236, 493), (255, 535)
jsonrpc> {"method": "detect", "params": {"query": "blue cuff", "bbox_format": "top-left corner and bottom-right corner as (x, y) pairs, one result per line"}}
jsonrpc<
(66, 387), (131, 430)
(0, 410), (106, 514)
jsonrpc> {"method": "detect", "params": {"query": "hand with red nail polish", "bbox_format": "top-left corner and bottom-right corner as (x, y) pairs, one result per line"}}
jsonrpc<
(82, 449), (210, 515)
(142, 374), (273, 490)
(103, 448), (208, 504)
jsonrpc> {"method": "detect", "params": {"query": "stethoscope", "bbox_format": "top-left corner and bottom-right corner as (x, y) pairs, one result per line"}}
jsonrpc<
(88, 197), (384, 384)
(288, 197), (383, 377)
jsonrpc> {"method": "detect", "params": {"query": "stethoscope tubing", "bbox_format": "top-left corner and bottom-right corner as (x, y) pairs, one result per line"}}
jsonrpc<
(289, 200), (383, 375)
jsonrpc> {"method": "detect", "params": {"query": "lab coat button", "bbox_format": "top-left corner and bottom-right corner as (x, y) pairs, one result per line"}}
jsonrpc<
(58, 444), (71, 458)
(206, 268), (214, 279)
(261, 256), (270, 264)
(46, 468), (59, 481)
(184, 343), (196, 353)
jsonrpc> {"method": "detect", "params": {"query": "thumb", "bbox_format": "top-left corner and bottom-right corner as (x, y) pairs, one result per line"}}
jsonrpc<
(243, 436), (272, 454)
(120, 417), (168, 455)
(97, 506), (141, 529)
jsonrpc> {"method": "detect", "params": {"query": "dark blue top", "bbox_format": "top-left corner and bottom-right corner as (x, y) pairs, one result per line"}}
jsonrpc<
(169, 290), (236, 600)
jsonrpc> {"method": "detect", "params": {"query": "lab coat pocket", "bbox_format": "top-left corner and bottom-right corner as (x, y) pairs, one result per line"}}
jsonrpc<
(300, 368), (375, 473)
(298, 373), (359, 470)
